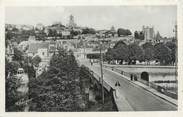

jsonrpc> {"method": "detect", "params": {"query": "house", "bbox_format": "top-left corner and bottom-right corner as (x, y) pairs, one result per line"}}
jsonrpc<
(28, 36), (36, 42)
(27, 42), (49, 57)
(35, 23), (44, 30)
(49, 41), (58, 55)
(6, 42), (14, 62)
(27, 41), (56, 77)
(18, 41), (29, 52)
(62, 30), (71, 39)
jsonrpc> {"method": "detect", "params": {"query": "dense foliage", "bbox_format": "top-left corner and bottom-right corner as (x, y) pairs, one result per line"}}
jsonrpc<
(13, 48), (24, 62)
(105, 40), (177, 65)
(154, 43), (172, 65)
(6, 75), (24, 111)
(117, 28), (132, 37)
(29, 49), (85, 111)
(5, 59), (25, 111)
(82, 28), (96, 34)
(142, 42), (154, 64)
(134, 31), (145, 40)
(5, 44), (36, 111)
(5, 60), (20, 77)
(31, 55), (42, 67)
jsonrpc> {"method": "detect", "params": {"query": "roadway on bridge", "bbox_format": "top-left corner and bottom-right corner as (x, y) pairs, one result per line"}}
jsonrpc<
(82, 60), (177, 111)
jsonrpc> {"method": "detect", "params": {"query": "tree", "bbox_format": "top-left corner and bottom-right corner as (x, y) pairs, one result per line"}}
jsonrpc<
(5, 61), (21, 77)
(70, 30), (80, 36)
(126, 29), (132, 35)
(82, 28), (96, 34)
(165, 41), (177, 65)
(117, 28), (132, 37)
(113, 41), (128, 64)
(5, 60), (24, 111)
(48, 29), (57, 37)
(142, 42), (154, 64)
(134, 31), (139, 39)
(87, 53), (101, 60)
(6, 31), (14, 41)
(139, 31), (145, 40)
(29, 49), (84, 111)
(105, 41), (129, 64)
(134, 31), (144, 40)
(32, 55), (42, 67)
(154, 43), (172, 65)
(36, 31), (46, 41)
(6, 75), (24, 111)
(128, 43), (144, 64)
(13, 48), (24, 62)
(105, 48), (115, 64)
(117, 28), (125, 37)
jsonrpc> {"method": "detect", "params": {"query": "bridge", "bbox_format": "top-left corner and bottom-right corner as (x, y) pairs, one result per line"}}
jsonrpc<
(79, 58), (177, 111)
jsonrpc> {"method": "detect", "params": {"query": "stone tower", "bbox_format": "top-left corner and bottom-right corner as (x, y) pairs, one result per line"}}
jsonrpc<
(142, 25), (155, 41)
(68, 15), (76, 28)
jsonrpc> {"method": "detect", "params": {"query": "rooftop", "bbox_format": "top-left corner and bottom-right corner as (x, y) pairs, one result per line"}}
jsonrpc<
(28, 42), (49, 54)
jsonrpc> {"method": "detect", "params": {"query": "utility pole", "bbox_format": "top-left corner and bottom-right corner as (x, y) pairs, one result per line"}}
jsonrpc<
(83, 36), (86, 59)
(173, 22), (178, 95)
(173, 23), (177, 66)
(99, 38), (104, 110)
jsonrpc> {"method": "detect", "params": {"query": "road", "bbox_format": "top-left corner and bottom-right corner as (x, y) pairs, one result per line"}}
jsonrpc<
(83, 61), (177, 111)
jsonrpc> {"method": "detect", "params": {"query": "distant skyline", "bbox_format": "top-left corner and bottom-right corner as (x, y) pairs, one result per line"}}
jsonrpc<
(5, 6), (176, 37)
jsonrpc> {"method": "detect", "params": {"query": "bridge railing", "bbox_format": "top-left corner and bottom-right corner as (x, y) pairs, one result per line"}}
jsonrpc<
(83, 66), (119, 111)
(149, 82), (178, 99)
(87, 68), (113, 92)
(103, 65), (133, 80)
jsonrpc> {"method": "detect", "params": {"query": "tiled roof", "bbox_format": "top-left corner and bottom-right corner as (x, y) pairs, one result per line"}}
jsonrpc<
(49, 46), (57, 52)
(28, 42), (49, 53)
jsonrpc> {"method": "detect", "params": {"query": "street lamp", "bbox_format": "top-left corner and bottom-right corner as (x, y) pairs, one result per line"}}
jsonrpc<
(85, 87), (89, 109)
(173, 23), (177, 66)
(81, 36), (86, 59)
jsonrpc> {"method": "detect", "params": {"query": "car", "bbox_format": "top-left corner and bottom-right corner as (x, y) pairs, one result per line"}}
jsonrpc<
(17, 68), (24, 76)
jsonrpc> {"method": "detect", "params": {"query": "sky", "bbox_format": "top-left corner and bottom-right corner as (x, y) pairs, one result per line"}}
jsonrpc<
(5, 6), (177, 37)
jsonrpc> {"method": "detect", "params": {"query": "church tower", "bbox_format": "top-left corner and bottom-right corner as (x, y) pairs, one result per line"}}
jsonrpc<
(68, 14), (76, 29)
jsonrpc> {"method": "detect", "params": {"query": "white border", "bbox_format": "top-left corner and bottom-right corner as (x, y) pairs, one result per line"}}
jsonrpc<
(0, 0), (182, 117)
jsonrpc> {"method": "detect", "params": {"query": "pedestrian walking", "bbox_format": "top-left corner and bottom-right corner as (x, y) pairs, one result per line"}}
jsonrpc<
(117, 81), (120, 86)
(115, 81), (121, 98)
(90, 59), (93, 66)
(115, 82), (117, 86)
(115, 81), (120, 87)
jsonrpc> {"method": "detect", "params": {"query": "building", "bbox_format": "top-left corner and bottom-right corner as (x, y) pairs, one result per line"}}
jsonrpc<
(68, 15), (77, 29)
(27, 42), (49, 57)
(142, 26), (154, 41)
(35, 23), (44, 30)
(153, 31), (162, 43)
(61, 30), (71, 38)
(6, 41), (14, 62)
(18, 41), (29, 52)
(18, 24), (34, 31)
(28, 36), (36, 42)
(56, 40), (75, 51)
(16, 68), (29, 95)
(27, 41), (56, 77)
